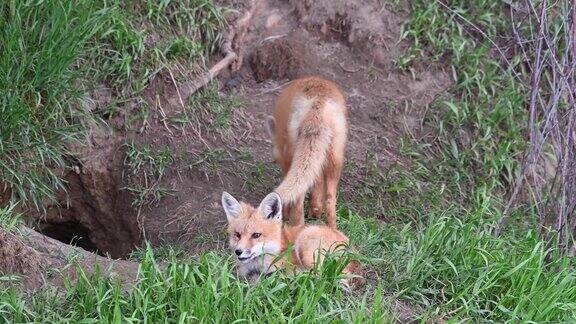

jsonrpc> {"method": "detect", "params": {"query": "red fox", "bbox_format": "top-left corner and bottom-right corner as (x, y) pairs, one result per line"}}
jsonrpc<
(221, 191), (358, 282)
(266, 76), (348, 229)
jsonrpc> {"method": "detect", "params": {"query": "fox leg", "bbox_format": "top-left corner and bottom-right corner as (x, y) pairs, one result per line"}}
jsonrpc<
(286, 196), (305, 227)
(309, 178), (325, 219)
(324, 152), (343, 229)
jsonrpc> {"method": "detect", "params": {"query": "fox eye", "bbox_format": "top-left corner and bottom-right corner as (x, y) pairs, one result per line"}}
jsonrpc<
(252, 233), (261, 239)
(235, 232), (241, 239)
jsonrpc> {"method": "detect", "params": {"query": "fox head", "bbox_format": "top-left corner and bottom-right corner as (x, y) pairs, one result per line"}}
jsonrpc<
(221, 191), (283, 263)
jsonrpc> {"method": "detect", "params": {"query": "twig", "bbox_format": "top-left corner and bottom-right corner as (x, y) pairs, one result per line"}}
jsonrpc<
(259, 33), (289, 45)
(156, 95), (174, 136)
(497, 0), (576, 252)
(167, 67), (185, 109)
(170, 0), (260, 106)
(497, 0), (548, 236)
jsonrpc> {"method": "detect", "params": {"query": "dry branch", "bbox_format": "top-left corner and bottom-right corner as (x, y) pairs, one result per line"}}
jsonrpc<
(170, 0), (259, 106)
(496, 0), (576, 253)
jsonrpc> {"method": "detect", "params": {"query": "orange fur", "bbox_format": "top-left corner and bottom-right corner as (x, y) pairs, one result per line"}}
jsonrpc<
(221, 192), (360, 283)
(268, 76), (348, 229)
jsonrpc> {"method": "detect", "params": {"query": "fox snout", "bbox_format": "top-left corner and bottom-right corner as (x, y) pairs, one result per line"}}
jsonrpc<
(233, 247), (254, 262)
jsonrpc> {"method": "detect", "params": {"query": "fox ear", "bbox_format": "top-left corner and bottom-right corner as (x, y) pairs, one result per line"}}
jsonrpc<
(222, 191), (242, 220)
(258, 192), (282, 221)
(265, 116), (275, 138)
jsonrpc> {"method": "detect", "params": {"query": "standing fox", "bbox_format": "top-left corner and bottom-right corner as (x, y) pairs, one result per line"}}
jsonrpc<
(266, 76), (348, 229)
(221, 191), (357, 281)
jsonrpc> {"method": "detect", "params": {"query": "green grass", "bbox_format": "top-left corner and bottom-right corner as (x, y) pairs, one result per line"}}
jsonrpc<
(135, 0), (227, 54)
(334, 1), (575, 320)
(0, 246), (391, 323)
(167, 84), (241, 136)
(162, 37), (204, 61)
(85, 0), (227, 95)
(125, 142), (174, 179)
(340, 208), (576, 321)
(343, 149), (435, 221)
(0, 0), (103, 208)
(0, 203), (22, 232)
(188, 84), (241, 131)
(1, 207), (574, 322)
(124, 142), (175, 208)
(126, 185), (174, 208)
(397, 219), (576, 321)
(0, 0), (227, 209)
(399, 0), (525, 198)
(190, 147), (229, 179)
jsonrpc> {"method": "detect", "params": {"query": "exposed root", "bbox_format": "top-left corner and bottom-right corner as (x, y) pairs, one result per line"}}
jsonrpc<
(171, 0), (260, 105)
(0, 227), (138, 291)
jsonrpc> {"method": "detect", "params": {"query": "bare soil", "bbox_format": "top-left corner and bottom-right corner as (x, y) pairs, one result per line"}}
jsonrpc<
(249, 38), (303, 82)
(0, 227), (137, 290)
(132, 0), (450, 254)
(10, 1), (451, 312)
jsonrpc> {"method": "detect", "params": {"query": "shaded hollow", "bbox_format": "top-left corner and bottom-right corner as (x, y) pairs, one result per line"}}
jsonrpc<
(39, 221), (101, 255)
(32, 149), (141, 259)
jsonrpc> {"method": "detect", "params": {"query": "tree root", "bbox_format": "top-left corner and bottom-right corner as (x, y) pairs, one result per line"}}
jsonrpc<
(0, 227), (138, 291)
(170, 0), (260, 106)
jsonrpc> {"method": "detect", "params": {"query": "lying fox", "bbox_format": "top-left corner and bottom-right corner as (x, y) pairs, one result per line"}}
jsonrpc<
(266, 76), (348, 229)
(221, 191), (357, 281)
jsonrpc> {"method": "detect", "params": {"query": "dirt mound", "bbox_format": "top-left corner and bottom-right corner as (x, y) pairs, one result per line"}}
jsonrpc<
(0, 227), (138, 291)
(0, 230), (49, 289)
(249, 38), (303, 82)
(120, 0), (451, 252)
(289, 0), (408, 66)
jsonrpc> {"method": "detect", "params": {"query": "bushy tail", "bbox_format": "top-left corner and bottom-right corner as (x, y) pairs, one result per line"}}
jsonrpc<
(275, 121), (332, 205)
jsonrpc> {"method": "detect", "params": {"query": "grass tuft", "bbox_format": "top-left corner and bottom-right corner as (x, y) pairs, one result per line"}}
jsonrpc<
(188, 84), (241, 131)
(0, 246), (391, 323)
(124, 142), (175, 208)
(0, 202), (22, 232)
(398, 0), (526, 199)
(0, 0), (228, 209)
(0, 0), (103, 208)
(340, 208), (576, 321)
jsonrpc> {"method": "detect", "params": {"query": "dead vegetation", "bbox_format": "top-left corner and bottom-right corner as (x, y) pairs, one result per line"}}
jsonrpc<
(498, 0), (576, 254)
